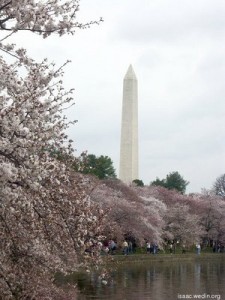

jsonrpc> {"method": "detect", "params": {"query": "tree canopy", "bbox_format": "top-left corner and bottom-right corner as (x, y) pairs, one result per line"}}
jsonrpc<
(151, 171), (189, 194)
(80, 154), (116, 179)
(132, 179), (144, 186)
(213, 174), (225, 199)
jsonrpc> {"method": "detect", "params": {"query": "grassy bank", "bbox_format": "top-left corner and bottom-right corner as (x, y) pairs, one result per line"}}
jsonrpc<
(102, 252), (225, 265)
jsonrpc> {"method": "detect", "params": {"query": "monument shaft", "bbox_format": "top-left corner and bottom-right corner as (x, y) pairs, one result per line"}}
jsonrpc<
(119, 65), (139, 183)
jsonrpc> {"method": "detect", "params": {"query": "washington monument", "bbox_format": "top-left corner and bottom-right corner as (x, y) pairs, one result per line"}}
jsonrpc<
(119, 65), (139, 184)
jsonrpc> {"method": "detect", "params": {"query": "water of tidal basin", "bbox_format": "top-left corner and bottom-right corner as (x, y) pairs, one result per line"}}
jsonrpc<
(76, 256), (225, 300)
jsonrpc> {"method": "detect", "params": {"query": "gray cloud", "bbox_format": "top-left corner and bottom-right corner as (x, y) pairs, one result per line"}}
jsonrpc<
(11, 0), (225, 192)
(113, 0), (225, 44)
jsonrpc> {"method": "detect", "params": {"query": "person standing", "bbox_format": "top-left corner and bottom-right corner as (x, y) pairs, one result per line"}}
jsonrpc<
(128, 241), (133, 254)
(146, 242), (151, 254)
(196, 243), (201, 255)
(109, 240), (116, 254)
(122, 240), (128, 255)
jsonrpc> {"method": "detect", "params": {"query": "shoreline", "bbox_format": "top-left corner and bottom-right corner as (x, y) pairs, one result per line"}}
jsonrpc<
(102, 253), (225, 264)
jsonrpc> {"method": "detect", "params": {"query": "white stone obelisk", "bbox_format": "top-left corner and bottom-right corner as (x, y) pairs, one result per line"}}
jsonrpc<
(119, 65), (139, 184)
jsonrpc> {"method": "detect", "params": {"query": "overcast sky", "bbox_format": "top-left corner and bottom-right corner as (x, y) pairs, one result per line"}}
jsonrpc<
(16, 0), (225, 193)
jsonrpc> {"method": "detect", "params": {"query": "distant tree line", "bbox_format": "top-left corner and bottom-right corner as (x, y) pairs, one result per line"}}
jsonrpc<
(75, 153), (225, 199)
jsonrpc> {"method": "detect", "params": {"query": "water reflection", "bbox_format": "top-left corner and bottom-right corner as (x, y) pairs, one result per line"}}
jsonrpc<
(74, 257), (225, 300)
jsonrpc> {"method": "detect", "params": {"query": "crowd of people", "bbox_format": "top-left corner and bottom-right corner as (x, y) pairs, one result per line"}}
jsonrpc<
(97, 240), (225, 256)
(100, 239), (136, 255)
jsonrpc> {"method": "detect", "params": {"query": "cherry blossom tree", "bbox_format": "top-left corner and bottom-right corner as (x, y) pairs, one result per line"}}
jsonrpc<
(0, 1), (103, 299)
(135, 185), (205, 248)
(191, 192), (225, 247)
(163, 203), (204, 246)
(90, 180), (166, 247)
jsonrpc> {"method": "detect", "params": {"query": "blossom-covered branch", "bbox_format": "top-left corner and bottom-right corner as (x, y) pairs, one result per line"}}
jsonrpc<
(0, 0), (102, 38)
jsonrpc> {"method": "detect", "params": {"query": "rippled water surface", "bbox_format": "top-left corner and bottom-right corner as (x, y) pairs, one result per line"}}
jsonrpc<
(73, 256), (225, 300)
